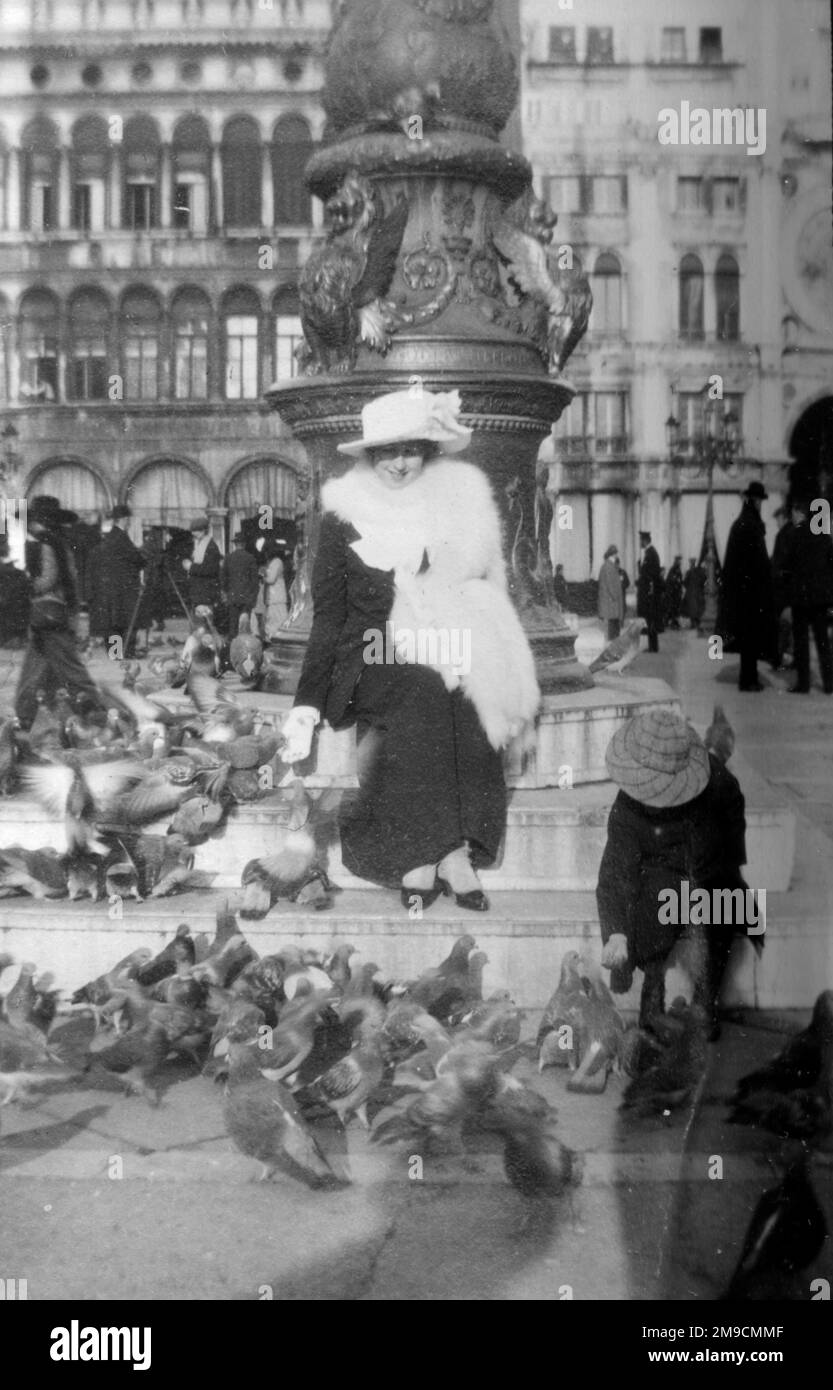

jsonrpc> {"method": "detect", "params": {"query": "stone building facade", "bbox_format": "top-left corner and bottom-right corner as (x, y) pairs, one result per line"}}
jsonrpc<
(523, 0), (833, 582)
(0, 0), (334, 557)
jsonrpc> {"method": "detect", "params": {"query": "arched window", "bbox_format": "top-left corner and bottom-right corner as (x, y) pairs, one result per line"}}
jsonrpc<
(123, 115), (161, 230)
(71, 115), (109, 233)
(172, 115), (211, 234)
(679, 253), (704, 339)
(715, 252), (740, 341)
(272, 114), (313, 225)
(121, 288), (161, 400)
(272, 286), (302, 381)
(222, 287), (260, 400)
(18, 289), (60, 400)
(28, 461), (109, 518)
(225, 458), (297, 539)
(124, 459), (210, 532)
(590, 252), (622, 334)
(68, 288), (110, 401)
(172, 287), (210, 400)
(222, 117), (261, 228)
(21, 116), (59, 232)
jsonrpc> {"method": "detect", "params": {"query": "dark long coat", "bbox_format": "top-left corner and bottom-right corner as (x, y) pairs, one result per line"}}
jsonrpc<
(596, 755), (747, 973)
(188, 538), (222, 610)
(720, 501), (777, 661)
(636, 544), (662, 627)
(781, 521), (833, 609)
(293, 510), (506, 885)
(88, 526), (144, 635)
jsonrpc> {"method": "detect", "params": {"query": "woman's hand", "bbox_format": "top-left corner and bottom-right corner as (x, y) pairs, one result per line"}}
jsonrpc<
(601, 933), (629, 969)
(280, 707), (320, 763)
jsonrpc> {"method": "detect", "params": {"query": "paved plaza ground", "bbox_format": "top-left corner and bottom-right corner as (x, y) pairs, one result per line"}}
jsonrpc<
(0, 623), (831, 1301)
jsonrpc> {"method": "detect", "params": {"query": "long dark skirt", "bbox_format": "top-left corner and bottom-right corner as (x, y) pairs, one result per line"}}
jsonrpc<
(15, 627), (102, 729)
(340, 662), (507, 886)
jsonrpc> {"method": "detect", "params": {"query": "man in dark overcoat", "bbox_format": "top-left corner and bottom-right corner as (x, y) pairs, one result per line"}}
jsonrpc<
(184, 516), (221, 612)
(636, 530), (662, 652)
(720, 482), (776, 691)
(90, 505), (144, 657)
(783, 496), (833, 694)
(221, 531), (261, 641)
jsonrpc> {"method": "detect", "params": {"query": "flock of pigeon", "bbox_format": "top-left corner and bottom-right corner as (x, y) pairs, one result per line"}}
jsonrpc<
(0, 614), (335, 910)
(0, 915), (830, 1289)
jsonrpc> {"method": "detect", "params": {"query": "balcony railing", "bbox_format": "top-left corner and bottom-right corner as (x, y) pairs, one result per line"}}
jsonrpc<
(555, 435), (630, 459)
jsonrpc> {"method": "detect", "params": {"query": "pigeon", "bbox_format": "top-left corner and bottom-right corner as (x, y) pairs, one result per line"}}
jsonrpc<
(563, 965), (625, 1094)
(0, 845), (69, 899)
(721, 1156), (827, 1300)
(3, 961), (38, 1031)
(705, 703), (735, 765)
(728, 990), (833, 1145)
(84, 1021), (170, 1104)
(537, 950), (590, 1068)
(223, 1024), (346, 1188)
(257, 991), (336, 1083)
(0, 715), (19, 795)
(135, 924), (196, 988)
(493, 1104), (580, 1202)
(620, 998), (710, 1114)
(588, 618), (643, 675)
(296, 1000), (386, 1129)
(20, 756), (144, 855)
(229, 612), (264, 687)
(323, 944), (357, 993)
(71, 948), (153, 1012)
(372, 1036), (501, 1152)
(240, 829), (332, 920)
(65, 849), (105, 902)
(0, 1018), (69, 1105)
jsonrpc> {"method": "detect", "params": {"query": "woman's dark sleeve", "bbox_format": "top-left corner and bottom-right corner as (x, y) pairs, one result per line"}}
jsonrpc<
(294, 512), (348, 713)
(596, 796), (642, 949)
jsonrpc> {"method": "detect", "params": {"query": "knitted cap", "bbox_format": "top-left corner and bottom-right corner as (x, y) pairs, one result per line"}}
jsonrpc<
(606, 709), (710, 809)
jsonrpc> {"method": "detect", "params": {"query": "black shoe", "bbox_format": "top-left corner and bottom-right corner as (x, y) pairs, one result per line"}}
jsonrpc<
(739, 681), (765, 691)
(789, 685), (810, 694)
(400, 880), (442, 911)
(437, 876), (489, 912)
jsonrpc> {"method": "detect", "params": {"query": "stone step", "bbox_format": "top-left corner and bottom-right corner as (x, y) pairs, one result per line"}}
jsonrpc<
(0, 885), (823, 1010)
(146, 672), (682, 790)
(0, 754), (794, 895)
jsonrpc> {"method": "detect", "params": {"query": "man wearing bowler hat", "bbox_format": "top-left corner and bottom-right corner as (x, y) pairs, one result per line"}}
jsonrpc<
(721, 481), (777, 691)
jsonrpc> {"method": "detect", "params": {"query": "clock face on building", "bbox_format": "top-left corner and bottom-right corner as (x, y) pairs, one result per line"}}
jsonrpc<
(793, 209), (833, 331)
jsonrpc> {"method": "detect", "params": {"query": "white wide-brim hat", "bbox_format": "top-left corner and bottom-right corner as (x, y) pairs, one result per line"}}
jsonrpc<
(337, 388), (472, 457)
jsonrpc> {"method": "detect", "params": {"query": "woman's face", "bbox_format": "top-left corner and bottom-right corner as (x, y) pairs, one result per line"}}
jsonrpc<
(369, 444), (426, 489)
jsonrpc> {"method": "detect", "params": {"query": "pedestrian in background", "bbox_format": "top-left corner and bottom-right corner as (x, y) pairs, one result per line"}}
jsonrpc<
(598, 544), (625, 641)
(222, 530), (260, 642)
(0, 534), (30, 646)
(636, 529), (662, 652)
(553, 562), (569, 608)
(683, 557), (706, 630)
(721, 482), (777, 691)
(89, 504), (144, 658)
(259, 539), (289, 641)
(139, 525), (168, 636)
(184, 516), (221, 612)
(15, 496), (102, 727)
(771, 505), (795, 669)
(664, 555), (683, 629)
(783, 496), (833, 695)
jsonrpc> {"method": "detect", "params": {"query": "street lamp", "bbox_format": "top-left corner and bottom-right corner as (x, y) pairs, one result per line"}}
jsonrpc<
(667, 390), (742, 636)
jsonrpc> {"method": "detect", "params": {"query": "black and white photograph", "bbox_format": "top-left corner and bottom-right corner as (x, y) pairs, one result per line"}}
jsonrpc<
(0, 0), (831, 1331)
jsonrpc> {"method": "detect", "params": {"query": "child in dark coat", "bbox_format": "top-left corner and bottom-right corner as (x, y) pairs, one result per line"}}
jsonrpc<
(597, 708), (751, 1038)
